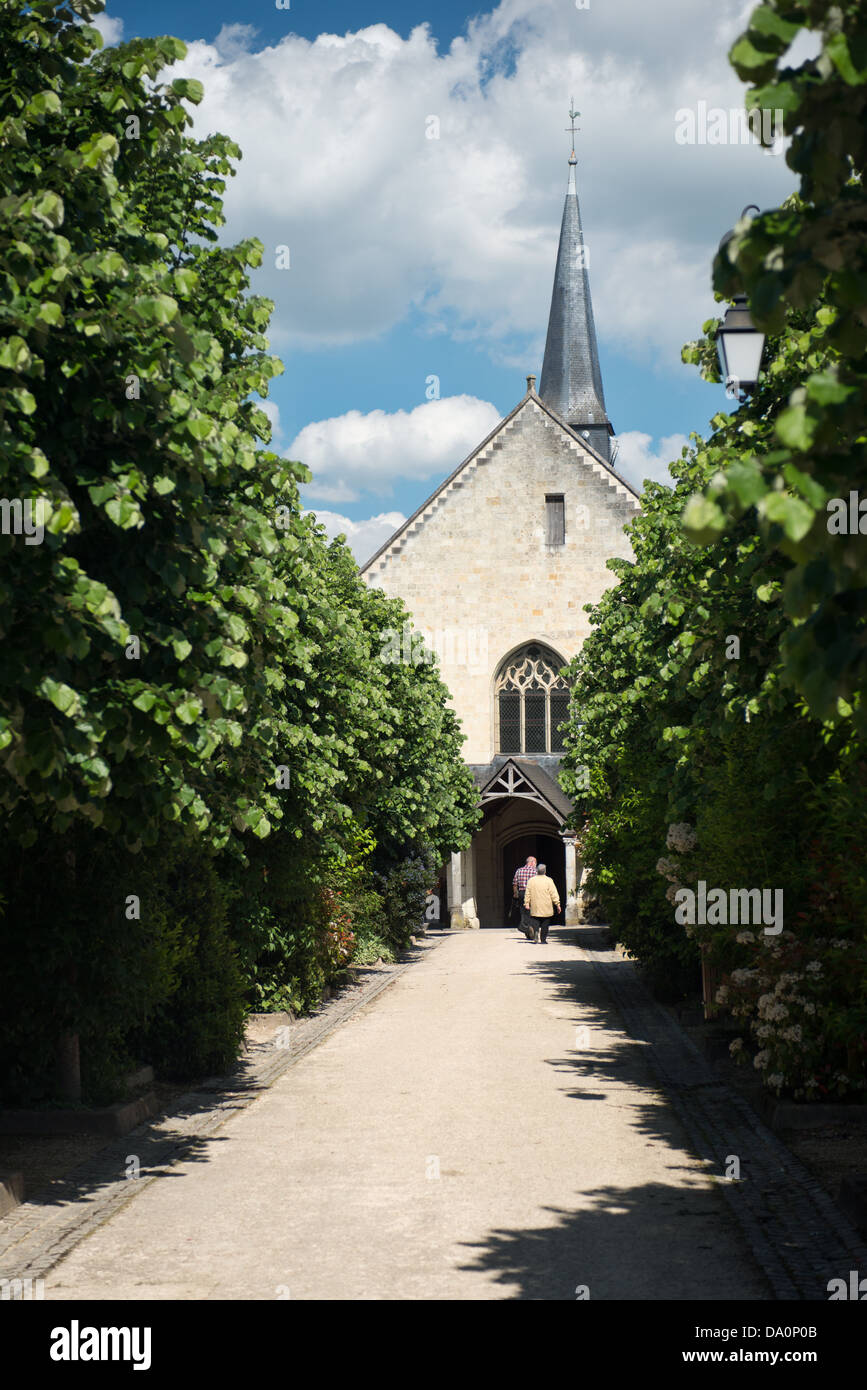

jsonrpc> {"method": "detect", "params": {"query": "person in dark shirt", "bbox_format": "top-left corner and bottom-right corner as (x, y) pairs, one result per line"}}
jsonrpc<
(511, 856), (537, 939)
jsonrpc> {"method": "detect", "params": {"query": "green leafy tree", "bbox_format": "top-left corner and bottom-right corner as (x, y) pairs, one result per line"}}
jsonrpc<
(682, 0), (867, 731)
(0, 2), (479, 1096)
(0, 0), (318, 850)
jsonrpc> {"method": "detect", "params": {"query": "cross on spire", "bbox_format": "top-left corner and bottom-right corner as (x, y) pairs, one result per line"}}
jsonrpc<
(565, 99), (580, 159)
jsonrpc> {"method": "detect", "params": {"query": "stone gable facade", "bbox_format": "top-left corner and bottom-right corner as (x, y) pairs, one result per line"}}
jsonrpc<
(364, 390), (639, 766)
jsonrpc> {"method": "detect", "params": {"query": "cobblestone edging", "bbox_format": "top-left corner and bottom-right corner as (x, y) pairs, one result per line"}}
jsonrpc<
(0, 937), (443, 1289)
(576, 928), (867, 1301)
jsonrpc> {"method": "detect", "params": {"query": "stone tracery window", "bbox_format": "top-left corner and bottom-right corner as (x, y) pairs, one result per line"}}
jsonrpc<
(495, 644), (570, 755)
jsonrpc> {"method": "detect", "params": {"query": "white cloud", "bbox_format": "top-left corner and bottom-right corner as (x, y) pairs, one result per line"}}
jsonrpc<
(91, 11), (123, 47)
(165, 0), (797, 372)
(306, 508), (406, 567)
(213, 25), (260, 61)
(290, 395), (501, 502)
(614, 431), (690, 489)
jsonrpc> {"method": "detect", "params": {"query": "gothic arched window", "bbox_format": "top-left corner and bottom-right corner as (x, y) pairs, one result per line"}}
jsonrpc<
(495, 644), (570, 755)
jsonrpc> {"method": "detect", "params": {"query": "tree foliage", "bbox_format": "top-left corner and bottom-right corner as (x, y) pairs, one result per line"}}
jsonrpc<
(562, 1), (867, 1097)
(682, 0), (867, 730)
(0, 1), (477, 1100)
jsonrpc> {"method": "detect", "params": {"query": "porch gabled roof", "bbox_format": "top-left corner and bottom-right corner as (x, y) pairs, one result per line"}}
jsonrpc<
(472, 757), (574, 827)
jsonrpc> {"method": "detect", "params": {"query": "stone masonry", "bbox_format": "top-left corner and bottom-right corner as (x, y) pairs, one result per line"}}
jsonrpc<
(363, 389), (640, 765)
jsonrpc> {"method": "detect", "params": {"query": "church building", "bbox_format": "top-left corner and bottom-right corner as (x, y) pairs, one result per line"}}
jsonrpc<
(361, 134), (641, 928)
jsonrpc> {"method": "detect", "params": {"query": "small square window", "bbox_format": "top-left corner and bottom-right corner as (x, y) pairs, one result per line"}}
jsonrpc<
(546, 494), (565, 545)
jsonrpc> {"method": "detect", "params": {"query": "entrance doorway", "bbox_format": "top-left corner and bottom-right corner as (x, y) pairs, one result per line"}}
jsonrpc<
(502, 833), (566, 928)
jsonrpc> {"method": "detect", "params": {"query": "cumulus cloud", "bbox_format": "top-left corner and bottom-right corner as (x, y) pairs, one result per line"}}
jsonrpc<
(91, 11), (123, 46)
(213, 25), (260, 61)
(290, 395), (501, 502)
(306, 508), (406, 567)
(614, 431), (690, 489)
(165, 0), (796, 371)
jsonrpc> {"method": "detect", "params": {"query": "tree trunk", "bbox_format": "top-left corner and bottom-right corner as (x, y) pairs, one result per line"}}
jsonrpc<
(56, 852), (81, 1101)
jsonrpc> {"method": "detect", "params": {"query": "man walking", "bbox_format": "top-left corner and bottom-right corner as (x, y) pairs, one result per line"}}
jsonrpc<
(524, 863), (561, 944)
(511, 856), (537, 939)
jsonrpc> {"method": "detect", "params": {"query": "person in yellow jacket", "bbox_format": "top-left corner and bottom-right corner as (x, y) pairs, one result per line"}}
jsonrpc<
(523, 863), (561, 944)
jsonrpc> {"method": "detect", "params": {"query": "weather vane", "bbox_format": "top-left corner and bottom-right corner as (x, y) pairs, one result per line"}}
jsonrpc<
(565, 99), (580, 157)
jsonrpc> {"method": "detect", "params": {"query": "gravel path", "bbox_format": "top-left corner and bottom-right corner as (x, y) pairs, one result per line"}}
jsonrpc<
(2, 926), (863, 1300)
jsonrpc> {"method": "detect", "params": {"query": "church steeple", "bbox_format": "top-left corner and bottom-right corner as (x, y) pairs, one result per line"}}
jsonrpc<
(538, 105), (613, 461)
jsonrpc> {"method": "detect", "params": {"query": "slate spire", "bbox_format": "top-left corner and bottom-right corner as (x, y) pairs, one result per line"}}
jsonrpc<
(538, 137), (613, 461)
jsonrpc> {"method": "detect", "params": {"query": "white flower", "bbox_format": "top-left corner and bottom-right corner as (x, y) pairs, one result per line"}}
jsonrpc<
(757, 994), (788, 1021)
(768, 1073), (785, 1089)
(715, 985), (729, 1004)
(657, 857), (682, 883)
(803, 1002), (816, 1015)
(665, 882), (682, 904)
(729, 1038), (744, 1054)
(753, 1050), (770, 1070)
(735, 930), (756, 944)
(805, 961), (823, 975)
(666, 822), (697, 853)
(730, 968), (757, 986)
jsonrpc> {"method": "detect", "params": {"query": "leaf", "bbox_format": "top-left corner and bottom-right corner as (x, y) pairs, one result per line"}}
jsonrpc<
(729, 36), (777, 72)
(826, 33), (867, 86)
(0, 335), (32, 370)
(37, 677), (80, 716)
(36, 302), (62, 325)
(171, 78), (204, 103)
(25, 448), (50, 478)
(681, 494), (727, 545)
(759, 492), (815, 542)
(725, 459), (766, 508)
(88, 483), (116, 506)
(186, 417), (214, 441)
(748, 6), (800, 44)
(25, 90), (62, 117)
(775, 403), (817, 451)
(805, 371), (854, 407)
(11, 387), (36, 414)
(105, 495), (142, 529)
(781, 462), (827, 509)
(173, 268), (198, 296)
(30, 191), (64, 228)
(134, 294), (178, 325)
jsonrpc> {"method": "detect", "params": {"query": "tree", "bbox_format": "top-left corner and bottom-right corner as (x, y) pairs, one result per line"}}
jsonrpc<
(0, 1), (479, 1099)
(681, 0), (867, 731)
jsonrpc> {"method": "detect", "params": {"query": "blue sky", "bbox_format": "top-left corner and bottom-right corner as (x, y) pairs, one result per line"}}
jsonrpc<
(111, 1), (478, 49)
(102, 0), (801, 562)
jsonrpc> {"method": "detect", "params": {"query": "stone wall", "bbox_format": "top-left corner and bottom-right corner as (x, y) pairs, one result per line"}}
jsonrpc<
(363, 397), (640, 764)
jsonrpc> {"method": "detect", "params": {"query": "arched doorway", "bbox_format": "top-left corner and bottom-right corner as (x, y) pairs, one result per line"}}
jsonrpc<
(502, 832), (566, 928)
(469, 794), (567, 926)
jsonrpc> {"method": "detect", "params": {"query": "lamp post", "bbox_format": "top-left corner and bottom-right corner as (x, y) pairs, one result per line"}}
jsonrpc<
(716, 206), (766, 402)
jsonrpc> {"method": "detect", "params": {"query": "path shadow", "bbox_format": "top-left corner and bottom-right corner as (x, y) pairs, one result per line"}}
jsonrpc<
(453, 925), (772, 1300)
(457, 1179), (770, 1300)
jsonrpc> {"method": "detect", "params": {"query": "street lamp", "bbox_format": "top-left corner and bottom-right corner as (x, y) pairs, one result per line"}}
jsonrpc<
(716, 207), (766, 401)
